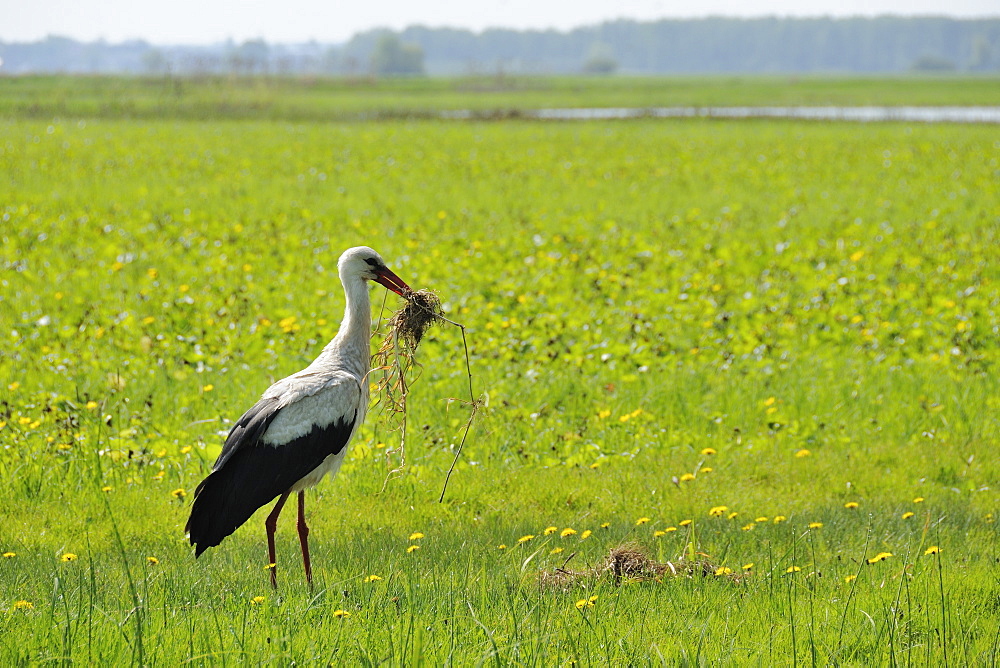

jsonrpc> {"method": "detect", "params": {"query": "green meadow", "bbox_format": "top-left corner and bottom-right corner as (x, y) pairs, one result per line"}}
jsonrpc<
(0, 77), (998, 664)
(3, 74), (1000, 120)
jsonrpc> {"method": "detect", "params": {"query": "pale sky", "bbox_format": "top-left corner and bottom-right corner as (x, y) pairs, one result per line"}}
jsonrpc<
(4, 0), (997, 44)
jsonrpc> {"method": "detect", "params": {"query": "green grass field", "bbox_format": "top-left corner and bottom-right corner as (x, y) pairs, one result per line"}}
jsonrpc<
(2, 74), (1000, 121)
(1, 77), (998, 664)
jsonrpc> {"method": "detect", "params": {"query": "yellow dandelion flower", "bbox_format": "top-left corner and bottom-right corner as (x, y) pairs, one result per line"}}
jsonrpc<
(742, 523), (756, 531)
(560, 528), (577, 538)
(708, 505), (729, 517)
(152, 471), (165, 481)
(550, 547), (564, 555)
(408, 532), (425, 541)
(773, 515), (787, 524)
(13, 600), (33, 610)
(653, 530), (666, 538)
(635, 517), (650, 526)
(86, 400), (99, 410)
(795, 449), (811, 458)
(580, 530), (592, 540)
(679, 519), (693, 527)
(987, 513), (995, 523)
(250, 596), (266, 605)
(664, 526), (677, 532)
(3, 552), (15, 558)
(263, 563), (276, 571)
(180, 445), (192, 454)
(364, 575), (383, 583)
(700, 447), (717, 456)
(913, 497), (925, 503)
(61, 553), (77, 562)
(101, 485), (112, 493)
(844, 574), (857, 583)
(406, 545), (420, 553)
(867, 552), (893, 564)
(844, 502), (859, 509)
(517, 535), (535, 544)
(755, 516), (769, 523)
(742, 563), (754, 571)
(171, 488), (187, 499)
(8, 382), (21, 391)
(202, 384), (214, 392)
(901, 512), (915, 520)
(924, 546), (940, 555)
(599, 522), (610, 529)
(764, 397), (776, 406)
(786, 566), (801, 573)
(333, 609), (351, 618)
(808, 522), (823, 529)
(700, 467), (713, 473)
(727, 512), (739, 520)
(714, 566), (733, 576)
(497, 544), (507, 550)
(597, 410), (611, 419)
(679, 473), (696, 482)
(543, 526), (558, 536)
(146, 556), (159, 565)
(575, 598), (595, 610)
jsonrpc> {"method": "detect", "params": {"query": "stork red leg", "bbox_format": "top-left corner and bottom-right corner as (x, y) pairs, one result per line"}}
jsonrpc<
(296, 491), (313, 587)
(265, 492), (291, 589)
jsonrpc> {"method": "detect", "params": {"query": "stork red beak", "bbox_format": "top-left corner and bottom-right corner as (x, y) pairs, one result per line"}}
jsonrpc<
(373, 267), (411, 296)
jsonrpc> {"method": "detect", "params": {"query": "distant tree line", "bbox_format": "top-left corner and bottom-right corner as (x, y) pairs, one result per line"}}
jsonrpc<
(1, 17), (997, 76)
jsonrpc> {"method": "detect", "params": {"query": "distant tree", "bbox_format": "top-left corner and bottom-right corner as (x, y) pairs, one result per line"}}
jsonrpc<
(370, 34), (424, 76)
(969, 35), (996, 70)
(583, 41), (618, 74)
(142, 48), (169, 74)
(228, 39), (270, 74)
(322, 46), (341, 74)
(911, 54), (957, 72)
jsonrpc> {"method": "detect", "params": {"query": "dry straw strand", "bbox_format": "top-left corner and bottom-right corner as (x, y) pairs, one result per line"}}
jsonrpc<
(370, 288), (480, 500)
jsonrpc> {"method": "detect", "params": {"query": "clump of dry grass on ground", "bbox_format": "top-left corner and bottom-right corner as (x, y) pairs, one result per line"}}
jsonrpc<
(541, 544), (726, 589)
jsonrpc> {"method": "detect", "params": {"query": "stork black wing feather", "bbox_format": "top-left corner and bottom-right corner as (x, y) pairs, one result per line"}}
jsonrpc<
(185, 406), (356, 557)
(213, 396), (281, 470)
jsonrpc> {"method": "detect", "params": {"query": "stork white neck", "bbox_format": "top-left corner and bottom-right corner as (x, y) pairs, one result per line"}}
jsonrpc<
(321, 268), (373, 379)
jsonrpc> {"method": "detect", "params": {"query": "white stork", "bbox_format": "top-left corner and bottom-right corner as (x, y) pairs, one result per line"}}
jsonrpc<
(185, 246), (410, 588)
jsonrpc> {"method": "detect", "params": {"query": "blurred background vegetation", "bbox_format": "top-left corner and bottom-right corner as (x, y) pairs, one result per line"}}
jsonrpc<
(2, 16), (998, 77)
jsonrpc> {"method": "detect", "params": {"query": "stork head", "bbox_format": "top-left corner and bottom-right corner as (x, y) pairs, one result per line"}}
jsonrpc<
(338, 246), (410, 296)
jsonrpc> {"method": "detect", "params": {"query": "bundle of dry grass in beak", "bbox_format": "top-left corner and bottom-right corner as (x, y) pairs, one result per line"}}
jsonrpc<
(385, 289), (443, 351)
(371, 287), (479, 501)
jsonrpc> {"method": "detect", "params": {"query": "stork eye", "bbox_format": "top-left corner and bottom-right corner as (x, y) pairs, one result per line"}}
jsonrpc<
(364, 258), (380, 267)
